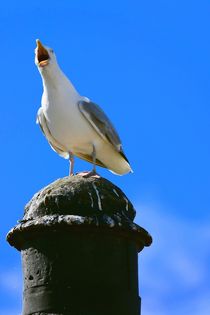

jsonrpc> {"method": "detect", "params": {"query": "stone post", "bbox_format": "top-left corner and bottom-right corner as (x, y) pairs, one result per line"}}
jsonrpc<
(7, 175), (152, 315)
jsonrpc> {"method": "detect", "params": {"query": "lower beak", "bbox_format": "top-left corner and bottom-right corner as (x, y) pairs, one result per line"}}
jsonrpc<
(36, 39), (49, 67)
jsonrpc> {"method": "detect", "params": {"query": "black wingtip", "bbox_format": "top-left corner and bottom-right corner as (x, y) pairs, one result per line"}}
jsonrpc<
(119, 150), (130, 164)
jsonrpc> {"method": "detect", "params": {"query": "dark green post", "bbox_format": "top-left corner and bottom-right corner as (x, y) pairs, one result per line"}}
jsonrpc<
(7, 175), (152, 315)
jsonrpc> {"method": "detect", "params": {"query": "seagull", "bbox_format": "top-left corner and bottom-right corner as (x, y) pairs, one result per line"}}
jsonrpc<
(35, 39), (132, 176)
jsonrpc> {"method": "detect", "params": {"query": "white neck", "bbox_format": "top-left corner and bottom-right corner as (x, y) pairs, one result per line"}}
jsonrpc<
(39, 62), (79, 98)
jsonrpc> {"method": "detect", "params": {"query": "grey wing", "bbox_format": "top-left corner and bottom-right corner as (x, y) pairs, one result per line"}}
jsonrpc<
(78, 99), (129, 162)
(36, 107), (68, 158)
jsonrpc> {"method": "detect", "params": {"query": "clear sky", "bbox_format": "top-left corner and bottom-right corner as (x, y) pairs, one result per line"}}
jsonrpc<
(0, 1), (210, 314)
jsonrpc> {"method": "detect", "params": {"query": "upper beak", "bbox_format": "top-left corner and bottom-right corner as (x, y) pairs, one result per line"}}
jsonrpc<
(36, 39), (49, 67)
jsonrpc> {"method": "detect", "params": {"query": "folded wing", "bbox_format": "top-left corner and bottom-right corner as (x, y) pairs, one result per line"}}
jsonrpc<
(78, 99), (129, 163)
(36, 107), (69, 158)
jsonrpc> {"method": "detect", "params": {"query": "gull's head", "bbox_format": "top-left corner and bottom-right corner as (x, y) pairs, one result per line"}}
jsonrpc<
(35, 39), (57, 70)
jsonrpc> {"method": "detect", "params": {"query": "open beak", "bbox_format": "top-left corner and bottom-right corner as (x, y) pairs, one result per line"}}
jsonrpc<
(36, 39), (49, 67)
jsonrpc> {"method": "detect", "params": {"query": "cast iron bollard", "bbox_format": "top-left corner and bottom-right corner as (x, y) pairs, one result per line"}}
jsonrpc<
(7, 175), (152, 315)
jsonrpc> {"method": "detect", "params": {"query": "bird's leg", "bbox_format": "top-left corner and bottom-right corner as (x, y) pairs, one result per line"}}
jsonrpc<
(81, 145), (99, 178)
(92, 144), (97, 174)
(69, 151), (74, 176)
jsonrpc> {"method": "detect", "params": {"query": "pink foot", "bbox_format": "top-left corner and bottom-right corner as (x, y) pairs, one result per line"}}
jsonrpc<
(77, 171), (100, 178)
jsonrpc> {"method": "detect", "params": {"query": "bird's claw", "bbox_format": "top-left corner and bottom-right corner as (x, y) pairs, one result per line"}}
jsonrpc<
(77, 170), (100, 178)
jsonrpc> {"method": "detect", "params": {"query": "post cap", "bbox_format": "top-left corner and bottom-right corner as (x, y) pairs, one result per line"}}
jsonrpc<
(7, 175), (152, 251)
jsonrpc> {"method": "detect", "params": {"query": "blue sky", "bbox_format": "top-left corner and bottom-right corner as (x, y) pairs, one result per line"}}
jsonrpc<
(0, 1), (210, 314)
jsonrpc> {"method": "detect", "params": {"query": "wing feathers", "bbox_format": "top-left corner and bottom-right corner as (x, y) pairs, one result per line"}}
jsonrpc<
(78, 99), (130, 164)
(36, 107), (68, 158)
(79, 100), (122, 148)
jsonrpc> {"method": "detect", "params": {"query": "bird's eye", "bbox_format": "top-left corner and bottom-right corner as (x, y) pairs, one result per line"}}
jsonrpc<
(50, 49), (54, 53)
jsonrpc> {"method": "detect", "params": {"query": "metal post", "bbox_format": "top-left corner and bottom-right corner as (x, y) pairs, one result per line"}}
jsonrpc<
(7, 175), (152, 315)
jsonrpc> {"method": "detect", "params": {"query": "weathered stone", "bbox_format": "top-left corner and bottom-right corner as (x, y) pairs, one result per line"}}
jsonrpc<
(7, 174), (152, 315)
(24, 175), (136, 219)
(7, 175), (152, 252)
